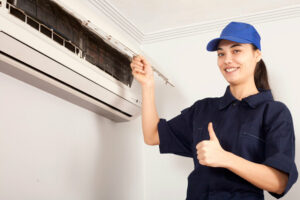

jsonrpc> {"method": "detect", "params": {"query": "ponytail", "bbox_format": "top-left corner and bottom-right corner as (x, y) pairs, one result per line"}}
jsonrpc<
(252, 45), (271, 90)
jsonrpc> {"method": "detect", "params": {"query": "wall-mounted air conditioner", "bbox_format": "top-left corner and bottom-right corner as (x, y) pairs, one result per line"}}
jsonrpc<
(0, 0), (150, 122)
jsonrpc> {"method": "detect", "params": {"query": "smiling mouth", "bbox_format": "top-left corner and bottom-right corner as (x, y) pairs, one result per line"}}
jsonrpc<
(225, 67), (239, 73)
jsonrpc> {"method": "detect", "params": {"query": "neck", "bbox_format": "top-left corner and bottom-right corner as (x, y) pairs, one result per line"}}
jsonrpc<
(229, 81), (259, 100)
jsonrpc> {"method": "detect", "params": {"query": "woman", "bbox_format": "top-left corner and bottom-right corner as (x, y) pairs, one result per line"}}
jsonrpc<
(130, 21), (298, 200)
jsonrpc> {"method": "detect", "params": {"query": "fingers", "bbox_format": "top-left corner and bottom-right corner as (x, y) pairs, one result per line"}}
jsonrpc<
(196, 140), (208, 149)
(130, 55), (146, 74)
(196, 144), (206, 163)
(131, 63), (145, 74)
(132, 67), (145, 75)
(132, 55), (148, 64)
(196, 142), (209, 165)
(132, 55), (144, 64)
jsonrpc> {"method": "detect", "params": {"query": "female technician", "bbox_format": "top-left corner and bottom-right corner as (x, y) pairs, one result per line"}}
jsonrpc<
(130, 21), (298, 199)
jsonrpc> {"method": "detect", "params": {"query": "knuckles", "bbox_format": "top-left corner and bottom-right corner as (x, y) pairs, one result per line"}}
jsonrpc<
(199, 159), (208, 166)
(196, 141), (208, 149)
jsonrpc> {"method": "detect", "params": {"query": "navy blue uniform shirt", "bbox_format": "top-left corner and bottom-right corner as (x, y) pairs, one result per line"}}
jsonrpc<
(158, 86), (298, 200)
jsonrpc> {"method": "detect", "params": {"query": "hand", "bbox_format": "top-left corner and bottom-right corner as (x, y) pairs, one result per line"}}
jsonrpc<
(196, 122), (229, 168)
(130, 55), (154, 87)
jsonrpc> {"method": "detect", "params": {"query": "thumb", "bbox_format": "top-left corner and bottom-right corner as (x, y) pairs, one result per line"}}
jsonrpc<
(208, 122), (217, 141)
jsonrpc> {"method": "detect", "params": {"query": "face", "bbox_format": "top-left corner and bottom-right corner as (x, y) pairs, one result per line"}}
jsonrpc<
(217, 40), (261, 86)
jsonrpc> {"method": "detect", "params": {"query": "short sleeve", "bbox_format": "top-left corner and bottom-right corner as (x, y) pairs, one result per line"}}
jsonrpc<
(262, 102), (298, 198)
(157, 101), (197, 158)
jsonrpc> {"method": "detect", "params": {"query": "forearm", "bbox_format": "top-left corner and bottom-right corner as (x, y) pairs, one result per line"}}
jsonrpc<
(141, 83), (160, 145)
(223, 151), (288, 194)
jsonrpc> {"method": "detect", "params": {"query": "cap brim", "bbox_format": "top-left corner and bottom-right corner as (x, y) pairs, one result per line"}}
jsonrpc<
(206, 36), (252, 51)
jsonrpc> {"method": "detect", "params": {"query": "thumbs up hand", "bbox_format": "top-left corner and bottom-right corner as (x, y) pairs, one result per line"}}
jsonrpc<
(196, 122), (229, 168)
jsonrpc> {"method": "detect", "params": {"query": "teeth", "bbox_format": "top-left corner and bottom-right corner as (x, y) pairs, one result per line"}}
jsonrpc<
(225, 68), (238, 72)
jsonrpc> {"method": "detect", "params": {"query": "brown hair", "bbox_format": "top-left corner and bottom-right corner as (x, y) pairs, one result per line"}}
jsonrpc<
(252, 45), (271, 90)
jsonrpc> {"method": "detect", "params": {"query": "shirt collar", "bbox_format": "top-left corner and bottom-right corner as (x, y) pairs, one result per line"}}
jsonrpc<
(218, 85), (273, 110)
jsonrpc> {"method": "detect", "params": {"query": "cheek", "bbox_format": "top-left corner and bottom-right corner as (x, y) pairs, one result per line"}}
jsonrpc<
(217, 59), (224, 70)
(218, 63), (224, 74)
(243, 58), (257, 74)
(234, 56), (253, 71)
(232, 56), (243, 66)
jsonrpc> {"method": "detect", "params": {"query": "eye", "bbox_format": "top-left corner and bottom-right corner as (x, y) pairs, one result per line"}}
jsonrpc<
(233, 49), (241, 54)
(217, 52), (224, 57)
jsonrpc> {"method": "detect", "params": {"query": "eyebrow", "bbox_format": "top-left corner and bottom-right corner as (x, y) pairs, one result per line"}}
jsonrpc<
(217, 44), (242, 51)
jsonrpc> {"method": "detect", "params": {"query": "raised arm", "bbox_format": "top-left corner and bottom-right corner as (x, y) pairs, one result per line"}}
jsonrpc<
(130, 55), (160, 145)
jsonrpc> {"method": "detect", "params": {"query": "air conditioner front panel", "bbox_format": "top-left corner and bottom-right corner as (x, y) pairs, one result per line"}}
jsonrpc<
(0, 53), (134, 122)
(0, 30), (140, 116)
(0, 9), (142, 107)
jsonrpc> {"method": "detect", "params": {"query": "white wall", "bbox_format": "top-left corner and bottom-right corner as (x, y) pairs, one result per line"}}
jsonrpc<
(141, 17), (300, 200)
(0, 0), (145, 200)
(0, 73), (144, 200)
(0, 70), (143, 200)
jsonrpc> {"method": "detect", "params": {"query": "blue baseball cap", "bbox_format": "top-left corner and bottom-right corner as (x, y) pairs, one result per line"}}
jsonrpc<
(206, 21), (261, 51)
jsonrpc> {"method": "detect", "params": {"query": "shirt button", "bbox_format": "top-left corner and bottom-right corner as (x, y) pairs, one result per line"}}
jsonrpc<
(233, 102), (237, 106)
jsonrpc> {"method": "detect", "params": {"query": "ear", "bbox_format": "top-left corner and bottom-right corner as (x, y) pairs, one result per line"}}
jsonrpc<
(255, 49), (262, 63)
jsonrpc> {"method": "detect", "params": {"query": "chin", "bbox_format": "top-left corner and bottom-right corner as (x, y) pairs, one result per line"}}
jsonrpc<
(225, 78), (240, 86)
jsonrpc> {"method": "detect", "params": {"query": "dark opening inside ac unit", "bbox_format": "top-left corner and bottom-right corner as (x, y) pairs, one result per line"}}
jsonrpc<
(7, 0), (134, 87)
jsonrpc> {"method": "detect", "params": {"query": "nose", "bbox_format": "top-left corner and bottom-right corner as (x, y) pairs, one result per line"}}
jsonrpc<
(224, 54), (232, 65)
